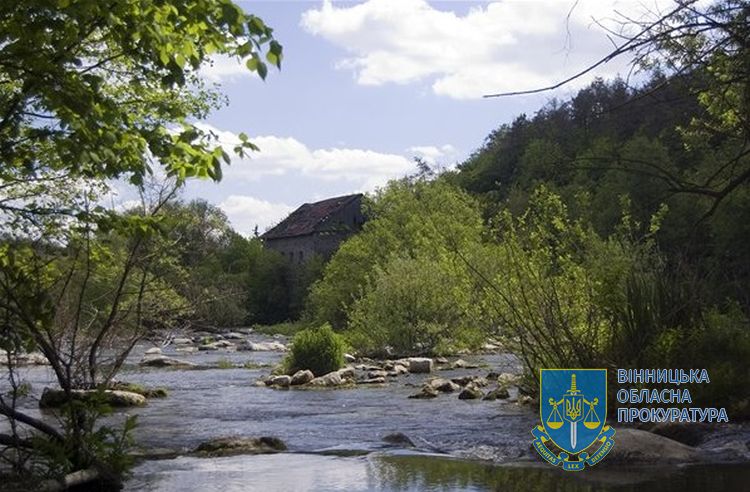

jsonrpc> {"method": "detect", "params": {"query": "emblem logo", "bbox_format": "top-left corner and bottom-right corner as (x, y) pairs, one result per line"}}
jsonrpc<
(531, 369), (615, 471)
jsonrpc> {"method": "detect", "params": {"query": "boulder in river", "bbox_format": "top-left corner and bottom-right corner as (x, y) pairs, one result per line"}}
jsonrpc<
(337, 366), (356, 380)
(428, 378), (460, 393)
(309, 371), (343, 387)
(40, 388), (146, 408)
(408, 385), (439, 399)
(609, 428), (701, 464)
(144, 347), (162, 355)
(344, 353), (356, 363)
(406, 357), (433, 373)
(483, 387), (510, 401)
(291, 370), (314, 386)
(237, 341), (287, 352)
(193, 436), (287, 457)
(172, 337), (193, 345)
(139, 355), (196, 368)
(268, 375), (291, 387)
(358, 376), (386, 385)
(382, 432), (415, 448)
(458, 385), (484, 400)
(223, 332), (245, 340)
(367, 370), (388, 379)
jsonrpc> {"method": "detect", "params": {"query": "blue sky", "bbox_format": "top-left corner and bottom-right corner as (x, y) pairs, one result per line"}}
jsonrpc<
(141, 0), (670, 234)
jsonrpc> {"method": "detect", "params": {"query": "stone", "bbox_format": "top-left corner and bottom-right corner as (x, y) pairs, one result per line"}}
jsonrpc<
(175, 346), (198, 354)
(139, 355), (196, 368)
(13, 352), (49, 365)
(237, 341), (287, 352)
(367, 370), (388, 379)
(309, 371), (343, 387)
(391, 364), (408, 375)
(496, 372), (521, 388)
(198, 344), (219, 351)
(483, 387), (510, 401)
(435, 357), (449, 364)
(451, 375), (488, 387)
(452, 359), (479, 369)
(359, 377), (386, 385)
(458, 385), (483, 400)
(648, 422), (709, 447)
(40, 388), (146, 408)
(428, 378), (460, 393)
(406, 357), (433, 374)
(172, 337), (193, 345)
(608, 429), (700, 464)
(344, 353), (356, 363)
(290, 370), (314, 386)
(193, 436), (286, 457)
(517, 395), (533, 405)
(223, 332), (245, 340)
(337, 366), (356, 380)
(382, 433), (415, 448)
(144, 347), (162, 355)
(408, 385), (439, 399)
(268, 375), (291, 387)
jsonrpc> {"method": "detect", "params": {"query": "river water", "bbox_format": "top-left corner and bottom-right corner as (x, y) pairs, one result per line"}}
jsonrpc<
(4, 334), (750, 491)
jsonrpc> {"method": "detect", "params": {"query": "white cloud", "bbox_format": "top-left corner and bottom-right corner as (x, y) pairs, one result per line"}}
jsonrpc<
(198, 54), (259, 83)
(219, 195), (295, 235)
(196, 123), (417, 191)
(301, 0), (672, 99)
(408, 144), (458, 166)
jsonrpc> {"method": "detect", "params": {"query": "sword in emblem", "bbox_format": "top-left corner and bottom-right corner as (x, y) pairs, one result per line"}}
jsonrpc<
(564, 374), (582, 450)
(571, 420), (577, 448)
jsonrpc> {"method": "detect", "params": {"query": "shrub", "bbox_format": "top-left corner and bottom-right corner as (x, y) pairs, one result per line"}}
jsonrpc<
(285, 324), (345, 376)
(347, 256), (484, 356)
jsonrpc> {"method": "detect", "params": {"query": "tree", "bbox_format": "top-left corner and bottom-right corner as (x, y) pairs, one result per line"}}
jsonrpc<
(0, 0), (282, 485)
(484, 0), (750, 216)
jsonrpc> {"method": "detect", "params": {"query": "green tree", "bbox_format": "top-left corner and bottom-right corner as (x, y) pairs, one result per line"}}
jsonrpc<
(0, 0), (282, 485)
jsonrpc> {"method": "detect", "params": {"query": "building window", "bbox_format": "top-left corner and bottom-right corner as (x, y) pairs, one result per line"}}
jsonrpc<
(298, 251), (304, 263)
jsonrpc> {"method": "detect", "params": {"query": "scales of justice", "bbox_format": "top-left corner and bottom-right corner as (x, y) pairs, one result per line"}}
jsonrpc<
(545, 374), (600, 449)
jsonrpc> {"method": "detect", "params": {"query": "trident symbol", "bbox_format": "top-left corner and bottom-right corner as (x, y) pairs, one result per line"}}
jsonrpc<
(546, 374), (600, 450)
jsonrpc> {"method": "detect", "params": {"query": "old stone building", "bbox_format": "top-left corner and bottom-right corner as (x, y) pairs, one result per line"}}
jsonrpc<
(261, 194), (365, 263)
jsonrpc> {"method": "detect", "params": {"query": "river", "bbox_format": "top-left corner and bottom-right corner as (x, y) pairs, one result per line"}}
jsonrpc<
(4, 333), (749, 491)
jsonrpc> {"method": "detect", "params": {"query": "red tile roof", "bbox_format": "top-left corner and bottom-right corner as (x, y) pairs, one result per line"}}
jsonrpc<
(261, 194), (362, 240)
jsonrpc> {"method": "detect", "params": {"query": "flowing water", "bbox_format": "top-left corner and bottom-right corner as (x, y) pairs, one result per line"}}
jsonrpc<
(4, 335), (750, 491)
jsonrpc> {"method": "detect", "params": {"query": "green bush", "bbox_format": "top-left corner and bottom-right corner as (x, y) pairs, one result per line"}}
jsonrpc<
(347, 256), (484, 357)
(285, 324), (345, 376)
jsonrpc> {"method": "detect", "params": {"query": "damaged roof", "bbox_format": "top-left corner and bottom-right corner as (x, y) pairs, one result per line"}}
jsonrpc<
(261, 194), (362, 240)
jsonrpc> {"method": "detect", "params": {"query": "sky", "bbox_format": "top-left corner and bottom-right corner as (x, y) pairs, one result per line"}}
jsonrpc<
(124, 0), (673, 235)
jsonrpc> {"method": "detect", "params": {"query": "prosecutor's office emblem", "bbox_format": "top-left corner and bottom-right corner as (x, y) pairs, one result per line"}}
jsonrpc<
(531, 369), (615, 471)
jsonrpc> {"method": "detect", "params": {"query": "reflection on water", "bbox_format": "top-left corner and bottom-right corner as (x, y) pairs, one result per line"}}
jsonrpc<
(126, 452), (750, 492)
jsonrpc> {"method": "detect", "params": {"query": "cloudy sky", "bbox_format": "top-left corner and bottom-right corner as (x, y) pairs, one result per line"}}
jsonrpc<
(141, 0), (671, 235)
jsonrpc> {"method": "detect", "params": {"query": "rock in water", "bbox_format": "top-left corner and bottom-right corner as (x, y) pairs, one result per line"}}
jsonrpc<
(406, 357), (433, 373)
(344, 353), (356, 363)
(291, 370), (314, 385)
(483, 387), (510, 401)
(144, 347), (162, 355)
(428, 378), (460, 393)
(337, 366), (356, 380)
(458, 385), (483, 400)
(408, 385), (439, 399)
(268, 375), (292, 387)
(382, 432), (416, 448)
(609, 428), (700, 463)
(193, 436), (287, 457)
(140, 355), (196, 368)
(40, 388), (146, 408)
(309, 371), (343, 387)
